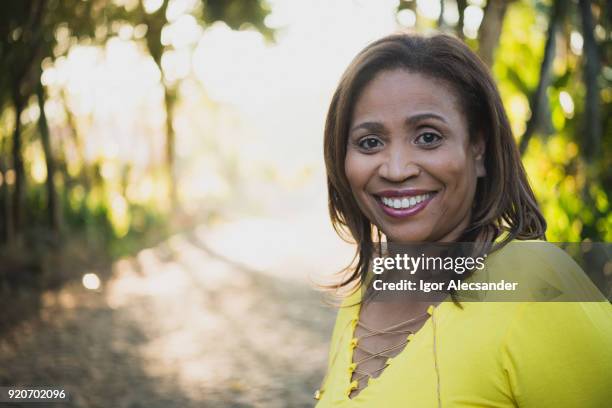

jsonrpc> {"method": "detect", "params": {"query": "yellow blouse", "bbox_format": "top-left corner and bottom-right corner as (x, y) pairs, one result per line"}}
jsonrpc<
(315, 241), (612, 407)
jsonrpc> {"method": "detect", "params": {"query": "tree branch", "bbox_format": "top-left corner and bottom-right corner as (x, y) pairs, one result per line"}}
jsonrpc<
(578, 0), (602, 160)
(478, 0), (516, 67)
(519, 0), (568, 155)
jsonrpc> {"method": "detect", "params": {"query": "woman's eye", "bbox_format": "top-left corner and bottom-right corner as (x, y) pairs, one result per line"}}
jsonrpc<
(358, 136), (383, 150)
(415, 132), (442, 145)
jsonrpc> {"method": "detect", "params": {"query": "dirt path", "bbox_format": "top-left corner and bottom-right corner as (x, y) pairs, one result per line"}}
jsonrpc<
(0, 216), (354, 407)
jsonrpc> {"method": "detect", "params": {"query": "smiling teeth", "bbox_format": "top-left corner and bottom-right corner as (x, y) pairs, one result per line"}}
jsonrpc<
(381, 193), (432, 209)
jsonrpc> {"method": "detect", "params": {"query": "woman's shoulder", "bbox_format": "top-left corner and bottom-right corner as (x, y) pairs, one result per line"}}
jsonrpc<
(487, 241), (612, 359)
(484, 239), (606, 302)
(486, 239), (577, 282)
(488, 239), (570, 266)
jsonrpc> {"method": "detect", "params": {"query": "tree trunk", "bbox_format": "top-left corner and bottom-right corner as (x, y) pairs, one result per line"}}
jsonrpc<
(438, 0), (445, 28)
(456, 0), (467, 39)
(0, 139), (11, 244)
(60, 87), (90, 192)
(519, 0), (567, 155)
(37, 80), (59, 232)
(164, 86), (178, 211)
(11, 90), (25, 238)
(139, 0), (178, 211)
(578, 0), (601, 160)
(478, 0), (515, 67)
(0, 153), (4, 243)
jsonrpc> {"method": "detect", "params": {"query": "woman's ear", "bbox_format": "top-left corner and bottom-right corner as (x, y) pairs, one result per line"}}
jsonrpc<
(472, 136), (486, 177)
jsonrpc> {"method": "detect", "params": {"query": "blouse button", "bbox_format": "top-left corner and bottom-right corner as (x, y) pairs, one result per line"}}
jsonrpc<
(346, 381), (359, 396)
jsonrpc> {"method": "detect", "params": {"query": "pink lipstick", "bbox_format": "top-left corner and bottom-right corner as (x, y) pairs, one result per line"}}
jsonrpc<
(374, 190), (437, 218)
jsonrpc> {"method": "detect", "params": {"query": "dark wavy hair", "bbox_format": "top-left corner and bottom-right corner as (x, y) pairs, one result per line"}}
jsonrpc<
(323, 32), (546, 293)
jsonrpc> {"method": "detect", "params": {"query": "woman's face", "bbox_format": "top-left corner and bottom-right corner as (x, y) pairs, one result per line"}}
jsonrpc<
(345, 69), (485, 243)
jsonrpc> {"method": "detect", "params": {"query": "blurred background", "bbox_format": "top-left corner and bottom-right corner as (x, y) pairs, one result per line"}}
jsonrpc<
(0, 0), (610, 406)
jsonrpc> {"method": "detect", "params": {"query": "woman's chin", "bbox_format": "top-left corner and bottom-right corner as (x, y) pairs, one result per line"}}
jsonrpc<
(383, 230), (431, 244)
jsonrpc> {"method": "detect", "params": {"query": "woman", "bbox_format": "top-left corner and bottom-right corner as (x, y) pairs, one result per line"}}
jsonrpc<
(315, 33), (612, 407)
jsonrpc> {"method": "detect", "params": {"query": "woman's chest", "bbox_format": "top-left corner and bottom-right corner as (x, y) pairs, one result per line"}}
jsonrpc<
(317, 317), (439, 407)
(316, 303), (518, 407)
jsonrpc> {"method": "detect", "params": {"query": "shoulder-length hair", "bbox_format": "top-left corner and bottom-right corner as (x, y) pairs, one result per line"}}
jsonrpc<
(323, 32), (546, 292)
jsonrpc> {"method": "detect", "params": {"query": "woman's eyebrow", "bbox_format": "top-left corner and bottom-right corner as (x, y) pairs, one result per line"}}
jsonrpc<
(405, 112), (448, 126)
(349, 121), (386, 134)
(350, 113), (448, 134)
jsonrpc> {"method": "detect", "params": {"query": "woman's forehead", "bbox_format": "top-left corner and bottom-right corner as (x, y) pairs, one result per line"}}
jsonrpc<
(351, 69), (464, 126)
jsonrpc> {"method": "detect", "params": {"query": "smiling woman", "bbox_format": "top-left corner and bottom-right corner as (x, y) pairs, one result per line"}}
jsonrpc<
(324, 32), (546, 288)
(316, 32), (612, 407)
(345, 69), (486, 243)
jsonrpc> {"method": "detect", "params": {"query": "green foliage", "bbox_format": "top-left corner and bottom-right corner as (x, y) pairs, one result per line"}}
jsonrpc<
(0, 0), (609, 280)
(493, 0), (610, 241)
(203, 0), (274, 40)
(0, 0), (275, 273)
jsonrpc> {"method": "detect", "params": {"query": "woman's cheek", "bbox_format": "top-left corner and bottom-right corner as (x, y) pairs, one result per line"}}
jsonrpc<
(344, 156), (371, 213)
(346, 153), (375, 188)
(431, 154), (469, 187)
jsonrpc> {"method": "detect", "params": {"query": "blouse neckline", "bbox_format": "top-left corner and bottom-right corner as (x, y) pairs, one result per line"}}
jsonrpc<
(343, 292), (444, 401)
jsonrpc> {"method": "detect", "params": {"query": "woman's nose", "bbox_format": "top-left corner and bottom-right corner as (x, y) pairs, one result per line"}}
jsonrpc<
(377, 150), (420, 182)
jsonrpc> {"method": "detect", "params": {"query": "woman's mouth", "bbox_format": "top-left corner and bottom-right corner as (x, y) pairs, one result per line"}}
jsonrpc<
(374, 191), (437, 218)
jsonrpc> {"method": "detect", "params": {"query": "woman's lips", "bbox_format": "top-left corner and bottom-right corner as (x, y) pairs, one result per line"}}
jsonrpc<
(374, 191), (437, 218)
